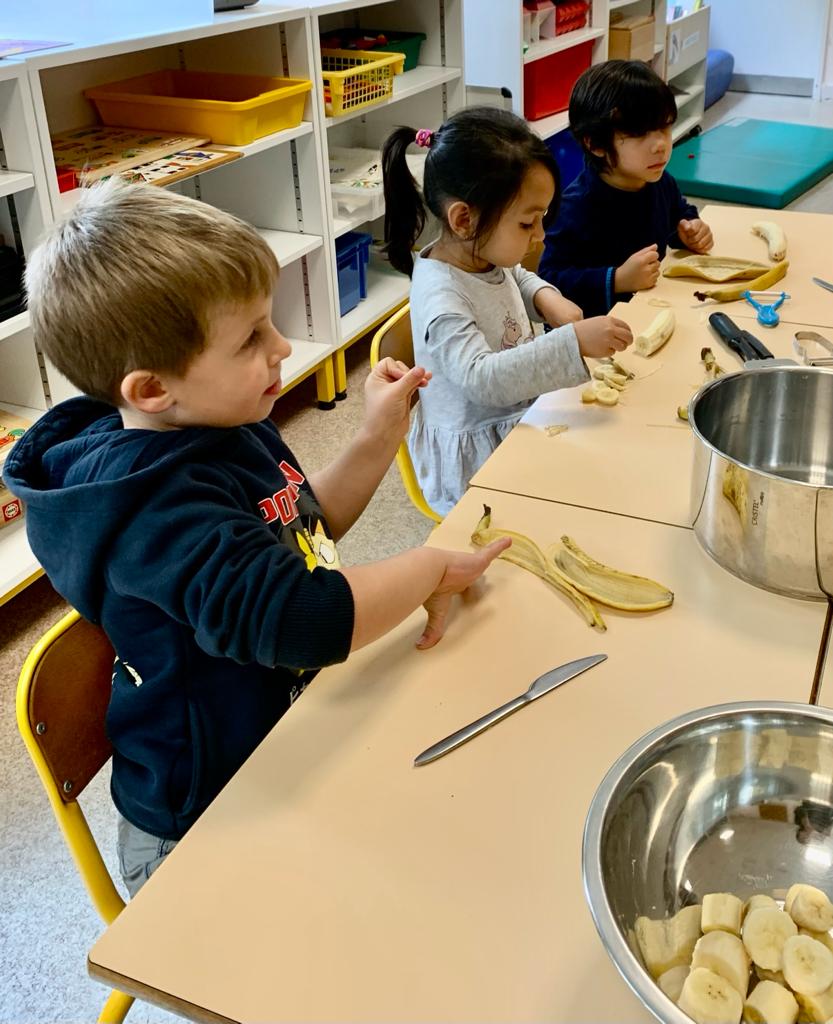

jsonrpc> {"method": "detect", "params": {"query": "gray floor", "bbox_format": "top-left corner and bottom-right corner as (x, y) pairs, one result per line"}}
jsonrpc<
(2, 89), (833, 1023)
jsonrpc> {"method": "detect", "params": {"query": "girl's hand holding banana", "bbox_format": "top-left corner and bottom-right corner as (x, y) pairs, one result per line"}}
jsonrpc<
(574, 315), (634, 358)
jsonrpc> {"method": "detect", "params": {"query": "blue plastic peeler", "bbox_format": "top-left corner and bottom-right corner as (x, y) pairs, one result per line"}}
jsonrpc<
(742, 290), (789, 327)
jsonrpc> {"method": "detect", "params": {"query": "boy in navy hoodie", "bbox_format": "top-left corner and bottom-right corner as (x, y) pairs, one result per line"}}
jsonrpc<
(539, 60), (713, 317)
(4, 182), (508, 895)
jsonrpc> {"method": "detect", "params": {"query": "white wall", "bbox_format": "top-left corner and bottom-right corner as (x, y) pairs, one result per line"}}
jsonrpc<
(709, 0), (829, 98)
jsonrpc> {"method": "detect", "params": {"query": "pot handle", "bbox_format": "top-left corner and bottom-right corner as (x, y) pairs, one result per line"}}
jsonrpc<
(816, 489), (833, 600)
(742, 358), (798, 370)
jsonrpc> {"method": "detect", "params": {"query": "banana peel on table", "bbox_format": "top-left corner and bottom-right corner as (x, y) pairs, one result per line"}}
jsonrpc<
(663, 255), (772, 283)
(470, 505), (674, 631)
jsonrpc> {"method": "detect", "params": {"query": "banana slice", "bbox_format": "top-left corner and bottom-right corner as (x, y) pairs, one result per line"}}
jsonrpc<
(782, 934), (833, 996)
(678, 967), (743, 1024)
(800, 929), (833, 955)
(795, 983), (833, 1024)
(756, 964), (787, 985)
(744, 895), (779, 920)
(742, 979), (798, 1024)
(636, 906), (703, 979)
(659, 965), (690, 1003)
(594, 383), (620, 406)
(742, 907), (798, 971)
(786, 885), (833, 933)
(703, 894), (744, 936)
(692, 931), (750, 998)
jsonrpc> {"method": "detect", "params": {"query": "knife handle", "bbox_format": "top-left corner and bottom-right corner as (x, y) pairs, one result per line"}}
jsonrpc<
(414, 694), (527, 766)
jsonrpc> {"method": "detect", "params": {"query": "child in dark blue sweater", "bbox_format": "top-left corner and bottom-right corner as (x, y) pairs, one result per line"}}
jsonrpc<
(539, 60), (713, 317)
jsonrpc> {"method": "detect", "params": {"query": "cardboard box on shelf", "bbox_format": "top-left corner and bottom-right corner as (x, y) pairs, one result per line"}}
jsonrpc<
(0, 409), (30, 529)
(608, 14), (655, 62)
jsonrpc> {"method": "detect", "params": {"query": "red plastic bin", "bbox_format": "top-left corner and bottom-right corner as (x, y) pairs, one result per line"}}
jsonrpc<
(523, 39), (593, 121)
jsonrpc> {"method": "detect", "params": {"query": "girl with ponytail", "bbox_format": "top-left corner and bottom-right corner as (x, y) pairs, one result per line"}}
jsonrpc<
(381, 106), (633, 516)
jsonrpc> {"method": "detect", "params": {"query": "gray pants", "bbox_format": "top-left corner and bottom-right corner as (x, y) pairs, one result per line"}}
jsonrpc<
(117, 814), (178, 898)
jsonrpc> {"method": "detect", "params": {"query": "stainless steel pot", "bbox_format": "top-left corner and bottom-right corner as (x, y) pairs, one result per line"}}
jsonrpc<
(689, 364), (833, 600)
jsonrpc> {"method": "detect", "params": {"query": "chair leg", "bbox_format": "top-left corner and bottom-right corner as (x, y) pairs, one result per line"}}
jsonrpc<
(333, 348), (348, 401)
(98, 988), (134, 1023)
(315, 357), (336, 411)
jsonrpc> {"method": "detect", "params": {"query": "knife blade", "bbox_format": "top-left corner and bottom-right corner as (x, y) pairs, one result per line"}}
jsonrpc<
(413, 653), (607, 767)
(813, 277), (833, 294)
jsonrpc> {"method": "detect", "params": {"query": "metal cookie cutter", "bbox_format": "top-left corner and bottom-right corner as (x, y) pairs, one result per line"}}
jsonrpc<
(793, 330), (833, 367)
(742, 289), (789, 327)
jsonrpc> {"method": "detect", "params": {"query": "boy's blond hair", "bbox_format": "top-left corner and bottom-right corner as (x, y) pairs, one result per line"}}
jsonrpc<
(26, 180), (279, 405)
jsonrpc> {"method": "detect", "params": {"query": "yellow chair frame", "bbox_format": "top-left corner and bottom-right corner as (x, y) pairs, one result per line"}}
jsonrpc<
(370, 303), (442, 524)
(16, 609), (134, 1024)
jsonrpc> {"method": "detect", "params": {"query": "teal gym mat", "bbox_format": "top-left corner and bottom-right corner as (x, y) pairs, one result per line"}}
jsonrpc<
(667, 118), (833, 208)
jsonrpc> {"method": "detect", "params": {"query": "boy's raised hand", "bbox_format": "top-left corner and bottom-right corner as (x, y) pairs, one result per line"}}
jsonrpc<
(677, 218), (713, 254)
(614, 244), (660, 293)
(417, 537), (512, 650)
(574, 316), (633, 358)
(363, 357), (431, 442)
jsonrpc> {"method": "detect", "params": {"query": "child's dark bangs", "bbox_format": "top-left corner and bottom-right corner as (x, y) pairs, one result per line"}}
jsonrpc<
(612, 81), (676, 137)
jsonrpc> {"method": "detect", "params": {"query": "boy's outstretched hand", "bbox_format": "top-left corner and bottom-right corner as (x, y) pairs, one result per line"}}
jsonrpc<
(417, 537), (512, 650)
(363, 357), (431, 443)
(678, 218), (713, 254)
(615, 244), (660, 293)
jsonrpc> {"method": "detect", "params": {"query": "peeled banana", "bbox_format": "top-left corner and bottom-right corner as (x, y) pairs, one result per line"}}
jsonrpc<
(782, 934), (833, 996)
(752, 220), (787, 261)
(744, 894), (779, 920)
(551, 536), (674, 612)
(663, 254), (771, 282)
(785, 885), (833, 933)
(634, 308), (675, 357)
(678, 966), (743, 1024)
(635, 906), (703, 978)
(702, 893), (743, 936)
(694, 260), (789, 302)
(800, 929), (833, 955)
(743, 979), (798, 1024)
(470, 506), (606, 630)
(691, 931), (750, 998)
(742, 907), (797, 971)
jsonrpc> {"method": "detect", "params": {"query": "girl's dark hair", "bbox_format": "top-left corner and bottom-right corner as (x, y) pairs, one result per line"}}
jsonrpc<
(382, 106), (560, 276)
(569, 60), (678, 172)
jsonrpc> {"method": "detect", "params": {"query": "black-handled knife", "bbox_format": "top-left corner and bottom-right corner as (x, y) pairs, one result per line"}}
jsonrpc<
(708, 312), (773, 362)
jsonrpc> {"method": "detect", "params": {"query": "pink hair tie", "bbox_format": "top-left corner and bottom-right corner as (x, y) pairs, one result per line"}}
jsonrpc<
(415, 128), (433, 148)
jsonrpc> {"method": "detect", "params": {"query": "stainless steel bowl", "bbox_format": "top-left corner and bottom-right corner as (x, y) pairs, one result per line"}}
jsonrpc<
(689, 365), (833, 600)
(583, 702), (833, 1023)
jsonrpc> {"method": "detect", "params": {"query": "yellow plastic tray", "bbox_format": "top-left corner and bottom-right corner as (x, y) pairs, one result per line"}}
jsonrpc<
(85, 70), (312, 147)
(320, 49), (405, 118)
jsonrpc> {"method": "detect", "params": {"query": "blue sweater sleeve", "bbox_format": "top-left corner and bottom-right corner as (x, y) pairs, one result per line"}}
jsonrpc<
(107, 466), (355, 672)
(539, 212), (619, 317)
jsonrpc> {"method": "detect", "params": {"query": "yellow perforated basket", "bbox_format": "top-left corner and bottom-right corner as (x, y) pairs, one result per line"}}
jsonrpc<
(321, 49), (405, 118)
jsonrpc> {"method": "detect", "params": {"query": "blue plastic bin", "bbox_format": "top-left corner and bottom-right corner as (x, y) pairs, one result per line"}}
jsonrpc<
(340, 230), (372, 298)
(335, 233), (365, 316)
(546, 126), (585, 191)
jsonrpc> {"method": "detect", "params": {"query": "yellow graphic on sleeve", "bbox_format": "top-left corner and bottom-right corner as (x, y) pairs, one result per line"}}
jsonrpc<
(296, 520), (341, 572)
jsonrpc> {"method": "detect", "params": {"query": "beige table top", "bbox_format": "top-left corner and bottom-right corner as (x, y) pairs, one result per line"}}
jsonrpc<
(470, 299), (800, 527)
(88, 487), (828, 1024)
(653, 205), (833, 331)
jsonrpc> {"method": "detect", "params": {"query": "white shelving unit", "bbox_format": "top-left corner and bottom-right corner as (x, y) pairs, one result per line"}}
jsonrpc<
(464, 2), (709, 145)
(3, 0), (464, 603)
(0, 61), (53, 607)
(300, 0), (465, 396)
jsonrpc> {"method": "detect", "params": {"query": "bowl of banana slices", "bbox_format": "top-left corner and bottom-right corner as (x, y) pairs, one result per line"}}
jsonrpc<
(582, 701), (833, 1024)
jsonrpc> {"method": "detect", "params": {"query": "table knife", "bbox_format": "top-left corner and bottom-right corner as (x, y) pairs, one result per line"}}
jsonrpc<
(812, 277), (833, 294)
(414, 653), (607, 766)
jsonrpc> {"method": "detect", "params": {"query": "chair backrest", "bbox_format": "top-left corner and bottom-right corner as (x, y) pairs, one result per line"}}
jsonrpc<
(370, 303), (442, 524)
(17, 609), (125, 924)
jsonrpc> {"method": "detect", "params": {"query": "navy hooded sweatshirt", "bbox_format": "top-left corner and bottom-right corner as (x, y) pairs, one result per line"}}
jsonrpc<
(539, 164), (699, 317)
(4, 398), (355, 840)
